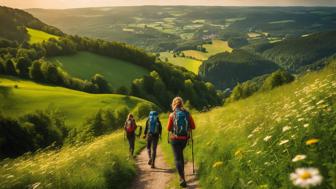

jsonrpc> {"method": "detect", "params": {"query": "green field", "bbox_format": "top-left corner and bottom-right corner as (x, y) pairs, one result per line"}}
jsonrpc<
(0, 76), (152, 128)
(159, 52), (202, 74)
(189, 62), (336, 188)
(182, 39), (233, 61)
(27, 27), (59, 44)
(48, 51), (149, 88)
(0, 129), (146, 189)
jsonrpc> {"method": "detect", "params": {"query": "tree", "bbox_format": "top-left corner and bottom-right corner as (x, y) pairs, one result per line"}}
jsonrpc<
(43, 63), (62, 84)
(0, 58), (5, 74)
(16, 57), (31, 78)
(30, 60), (45, 81)
(5, 59), (16, 76)
(91, 74), (111, 93)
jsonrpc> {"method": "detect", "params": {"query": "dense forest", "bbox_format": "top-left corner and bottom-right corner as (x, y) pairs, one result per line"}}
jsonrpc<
(199, 49), (279, 89)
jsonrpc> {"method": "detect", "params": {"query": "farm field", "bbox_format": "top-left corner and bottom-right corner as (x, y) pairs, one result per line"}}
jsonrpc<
(27, 27), (59, 44)
(182, 39), (233, 61)
(0, 76), (152, 128)
(48, 51), (149, 88)
(159, 52), (202, 74)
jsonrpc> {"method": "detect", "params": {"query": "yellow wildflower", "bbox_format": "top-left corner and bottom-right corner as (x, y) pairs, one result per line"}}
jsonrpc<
(212, 161), (224, 168)
(306, 139), (319, 145)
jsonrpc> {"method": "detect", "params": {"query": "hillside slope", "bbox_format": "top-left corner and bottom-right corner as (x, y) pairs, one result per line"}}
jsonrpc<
(0, 6), (63, 42)
(0, 76), (153, 128)
(192, 60), (336, 188)
(199, 49), (279, 89)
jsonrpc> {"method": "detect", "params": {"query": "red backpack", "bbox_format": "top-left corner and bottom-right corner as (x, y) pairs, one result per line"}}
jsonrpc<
(125, 119), (135, 133)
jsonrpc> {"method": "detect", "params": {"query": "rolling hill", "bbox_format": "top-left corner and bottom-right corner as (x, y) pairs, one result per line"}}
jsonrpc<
(0, 76), (154, 129)
(199, 49), (279, 89)
(48, 51), (149, 88)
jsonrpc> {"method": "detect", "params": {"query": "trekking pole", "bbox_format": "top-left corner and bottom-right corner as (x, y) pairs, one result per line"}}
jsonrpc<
(191, 130), (195, 174)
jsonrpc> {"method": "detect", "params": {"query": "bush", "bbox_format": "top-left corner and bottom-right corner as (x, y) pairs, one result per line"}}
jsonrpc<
(0, 109), (67, 159)
(133, 102), (155, 119)
(262, 69), (295, 90)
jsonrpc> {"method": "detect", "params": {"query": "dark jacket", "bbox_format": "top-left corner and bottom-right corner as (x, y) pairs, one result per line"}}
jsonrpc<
(144, 118), (162, 137)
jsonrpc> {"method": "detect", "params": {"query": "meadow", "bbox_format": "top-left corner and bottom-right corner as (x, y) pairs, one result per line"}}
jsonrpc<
(27, 27), (59, 44)
(47, 51), (149, 88)
(159, 52), (202, 74)
(182, 39), (233, 61)
(0, 130), (146, 189)
(0, 76), (152, 129)
(190, 61), (336, 188)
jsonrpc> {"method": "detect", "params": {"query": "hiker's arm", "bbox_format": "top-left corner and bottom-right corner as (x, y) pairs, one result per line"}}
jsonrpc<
(167, 114), (173, 131)
(134, 120), (137, 130)
(158, 120), (162, 136)
(189, 115), (196, 130)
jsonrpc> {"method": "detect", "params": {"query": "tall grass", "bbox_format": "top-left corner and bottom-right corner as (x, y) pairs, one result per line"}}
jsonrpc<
(0, 131), (146, 189)
(191, 62), (336, 188)
(27, 27), (59, 44)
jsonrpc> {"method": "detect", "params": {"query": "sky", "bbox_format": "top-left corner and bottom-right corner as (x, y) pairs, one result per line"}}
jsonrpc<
(1, 0), (336, 9)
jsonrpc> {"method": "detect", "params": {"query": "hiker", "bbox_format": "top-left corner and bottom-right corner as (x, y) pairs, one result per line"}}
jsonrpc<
(167, 97), (196, 188)
(143, 111), (162, 168)
(124, 113), (137, 157)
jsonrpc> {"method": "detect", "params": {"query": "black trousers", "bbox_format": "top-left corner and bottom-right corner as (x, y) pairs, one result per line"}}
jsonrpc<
(171, 141), (187, 180)
(147, 134), (159, 164)
(127, 133), (135, 156)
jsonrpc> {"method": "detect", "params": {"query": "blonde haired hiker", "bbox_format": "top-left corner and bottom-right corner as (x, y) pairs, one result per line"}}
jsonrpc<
(167, 97), (196, 188)
(124, 113), (137, 158)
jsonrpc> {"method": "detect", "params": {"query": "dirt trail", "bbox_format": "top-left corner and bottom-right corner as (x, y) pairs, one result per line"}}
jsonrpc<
(131, 146), (174, 189)
(131, 145), (200, 189)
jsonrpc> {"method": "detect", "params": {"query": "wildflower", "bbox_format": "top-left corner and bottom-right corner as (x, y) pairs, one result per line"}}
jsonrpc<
(282, 126), (291, 132)
(290, 168), (323, 188)
(32, 182), (41, 189)
(303, 123), (309, 128)
(248, 134), (253, 139)
(6, 175), (14, 179)
(316, 100), (324, 105)
(306, 139), (319, 145)
(298, 118), (304, 122)
(292, 155), (307, 162)
(279, 139), (289, 146)
(256, 151), (262, 155)
(212, 161), (223, 168)
(234, 149), (243, 157)
(263, 135), (272, 142)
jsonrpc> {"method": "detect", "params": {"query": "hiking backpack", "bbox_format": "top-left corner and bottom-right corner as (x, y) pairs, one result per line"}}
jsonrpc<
(172, 109), (189, 137)
(126, 119), (135, 133)
(149, 111), (159, 134)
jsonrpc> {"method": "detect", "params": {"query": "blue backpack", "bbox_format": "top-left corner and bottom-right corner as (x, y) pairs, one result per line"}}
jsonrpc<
(172, 109), (189, 137)
(149, 111), (159, 134)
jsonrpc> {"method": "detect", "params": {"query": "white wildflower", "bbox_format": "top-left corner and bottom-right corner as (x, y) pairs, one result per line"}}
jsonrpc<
(290, 168), (323, 188)
(263, 135), (272, 142)
(298, 118), (305, 122)
(316, 100), (324, 105)
(282, 126), (291, 132)
(303, 123), (309, 128)
(292, 155), (307, 162)
(32, 182), (41, 189)
(279, 139), (289, 146)
(248, 134), (253, 139)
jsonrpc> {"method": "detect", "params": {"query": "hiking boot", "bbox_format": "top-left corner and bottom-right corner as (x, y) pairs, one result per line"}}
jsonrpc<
(179, 179), (187, 188)
(151, 162), (155, 169)
(148, 159), (152, 165)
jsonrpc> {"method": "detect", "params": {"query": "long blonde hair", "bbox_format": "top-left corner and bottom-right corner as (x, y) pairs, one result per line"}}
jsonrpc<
(171, 97), (184, 111)
(127, 113), (133, 120)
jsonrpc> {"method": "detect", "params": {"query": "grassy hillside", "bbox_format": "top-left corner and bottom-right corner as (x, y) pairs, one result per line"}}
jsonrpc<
(183, 40), (233, 61)
(0, 130), (146, 189)
(192, 61), (336, 188)
(0, 6), (63, 42)
(0, 76), (152, 128)
(47, 51), (149, 88)
(27, 27), (59, 44)
(159, 52), (202, 74)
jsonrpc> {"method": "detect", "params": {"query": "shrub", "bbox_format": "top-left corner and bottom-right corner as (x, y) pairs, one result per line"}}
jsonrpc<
(262, 69), (295, 90)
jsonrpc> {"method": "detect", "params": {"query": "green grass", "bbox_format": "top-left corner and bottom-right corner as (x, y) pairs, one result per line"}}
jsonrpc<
(190, 61), (336, 188)
(47, 51), (149, 88)
(0, 76), (152, 129)
(159, 52), (202, 74)
(0, 130), (146, 189)
(182, 39), (233, 61)
(26, 27), (59, 44)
